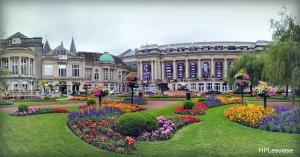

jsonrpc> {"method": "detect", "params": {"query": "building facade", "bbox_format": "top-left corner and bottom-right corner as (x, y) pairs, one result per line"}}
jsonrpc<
(0, 32), (43, 91)
(119, 41), (271, 92)
(0, 32), (129, 95)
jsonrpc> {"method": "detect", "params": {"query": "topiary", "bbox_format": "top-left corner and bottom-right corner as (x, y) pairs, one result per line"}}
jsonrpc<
(183, 100), (194, 109)
(117, 112), (146, 136)
(87, 98), (96, 106)
(143, 113), (158, 131)
(18, 104), (28, 112)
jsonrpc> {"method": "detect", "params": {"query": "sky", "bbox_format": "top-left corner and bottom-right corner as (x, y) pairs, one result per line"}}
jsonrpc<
(1, 0), (299, 55)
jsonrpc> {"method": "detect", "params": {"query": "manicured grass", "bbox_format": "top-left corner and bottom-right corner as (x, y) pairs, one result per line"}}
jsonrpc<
(13, 100), (83, 106)
(0, 103), (299, 157)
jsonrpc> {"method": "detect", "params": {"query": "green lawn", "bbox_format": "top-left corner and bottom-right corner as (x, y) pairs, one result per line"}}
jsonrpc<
(0, 103), (299, 157)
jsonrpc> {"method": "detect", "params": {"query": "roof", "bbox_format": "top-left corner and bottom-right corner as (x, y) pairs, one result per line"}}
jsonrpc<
(46, 42), (76, 56)
(7, 32), (28, 39)
(77, 51), (128, 67)
(99, 52), (114, 63)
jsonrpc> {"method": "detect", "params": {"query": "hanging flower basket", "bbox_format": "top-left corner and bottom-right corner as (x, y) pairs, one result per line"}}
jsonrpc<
(126, 75), (139, 88)
(255, 81), (276, 108)
(83, 82), (92, 89)
(234, 69), (250, 88)
(72, 81), (81, 86)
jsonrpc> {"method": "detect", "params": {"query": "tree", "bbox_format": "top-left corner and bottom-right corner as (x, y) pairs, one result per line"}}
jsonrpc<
(291, 67), (300, 105)
(157, 82), (169, 96)
(227, 53), (265, 94)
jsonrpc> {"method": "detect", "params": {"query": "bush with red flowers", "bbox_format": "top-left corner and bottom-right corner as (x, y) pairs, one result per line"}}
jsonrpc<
(180, 115), (201, 123)
(174, 103), (208, 115)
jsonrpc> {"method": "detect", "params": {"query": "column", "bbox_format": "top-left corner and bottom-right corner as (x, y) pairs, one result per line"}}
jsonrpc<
(151, 60), (154, 81)
(156, 60), (160, 80)
(211, 59), (214, 78)
(198, 59), (201, 78)
(173, 60), (176, 80)
(162, 61), (165, 81)
(27, 57), (29, 75)
(19, 57), (21, 75)
(185, 59), (189, 79)
(8, 57), (11, 73)
(224, 58), (227, 78)
(139, 62), (143, 81)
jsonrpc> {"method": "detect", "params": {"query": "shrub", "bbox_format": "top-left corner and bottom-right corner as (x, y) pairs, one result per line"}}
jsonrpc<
(18, 104), (28, 112)
(117, 113), (146, 136)
(143, 114), (158, 131)
(87, 99), (96, 106)
(197, 98), (206, 102)
(123, 97), (146, 105)
(183, 100), (194, 109)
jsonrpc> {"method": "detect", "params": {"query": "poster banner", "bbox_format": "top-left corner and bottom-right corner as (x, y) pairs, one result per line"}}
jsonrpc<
(215, 61), (223, 78)
(202, 61), (210, 78)
(190, 62), (197, 78)
(177, 63), (185, 79)
(143, 63), (151, 81)
(165, 63), (173, 79)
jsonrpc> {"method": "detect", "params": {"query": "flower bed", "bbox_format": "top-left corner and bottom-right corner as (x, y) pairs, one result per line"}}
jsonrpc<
(67, 96), (91, 101)
(259, 105), (300, 134)
(224, 104), (275, 127)
(11, 106), (70, 116)
(174, 103), (208, 115)
(102, 102), (146, 113)
(138, 115), (200, 141)
(0, 100), (14, 106)
(216, 96), (242, 105)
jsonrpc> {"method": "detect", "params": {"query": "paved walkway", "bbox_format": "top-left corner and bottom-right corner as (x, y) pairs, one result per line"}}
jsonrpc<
(0, 100), (180, 113)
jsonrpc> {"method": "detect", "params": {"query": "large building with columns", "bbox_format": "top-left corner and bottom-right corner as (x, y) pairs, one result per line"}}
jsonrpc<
(119, 40), (271, 92)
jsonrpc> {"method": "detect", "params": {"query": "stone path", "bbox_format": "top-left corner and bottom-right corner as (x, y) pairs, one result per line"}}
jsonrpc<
(0, 100), (180, 113)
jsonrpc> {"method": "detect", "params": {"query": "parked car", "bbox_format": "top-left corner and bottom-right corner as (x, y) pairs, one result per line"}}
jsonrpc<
(144, 90), (158, 94)
(109, 90), (118, 95)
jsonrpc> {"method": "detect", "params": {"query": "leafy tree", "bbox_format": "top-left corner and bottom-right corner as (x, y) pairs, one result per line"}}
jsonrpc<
(227, 53), (265, 94)
(291, 67), (300, 105)
(157, 82), (169, 96)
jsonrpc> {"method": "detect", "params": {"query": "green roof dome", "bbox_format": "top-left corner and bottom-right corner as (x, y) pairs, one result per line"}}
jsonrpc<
(99, 52), (114, 63)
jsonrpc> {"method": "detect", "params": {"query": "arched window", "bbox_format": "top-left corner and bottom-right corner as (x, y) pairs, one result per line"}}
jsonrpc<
(94, 69), (99, 80)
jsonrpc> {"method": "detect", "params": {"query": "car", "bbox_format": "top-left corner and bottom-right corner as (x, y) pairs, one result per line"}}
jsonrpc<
(109, 90), (118, 94)
(144, 90), (158, 94)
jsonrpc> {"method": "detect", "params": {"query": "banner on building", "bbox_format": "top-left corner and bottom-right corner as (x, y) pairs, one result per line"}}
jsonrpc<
(11, 38), (21, 44)
(202, 62), (210, 78)
(215, 61), (223, 78)
(143, 63), (151, 81)
(165, 63), (173, 79)
(190, 62), (197, 78)
(177, 63), (185, 79)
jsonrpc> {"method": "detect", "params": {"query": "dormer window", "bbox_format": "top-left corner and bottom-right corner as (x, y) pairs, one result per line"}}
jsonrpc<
(228, 46), (236, 50)
(203, 46), (210, 51)
(215, 46), (223, 50)
(241, 46), (248, 50)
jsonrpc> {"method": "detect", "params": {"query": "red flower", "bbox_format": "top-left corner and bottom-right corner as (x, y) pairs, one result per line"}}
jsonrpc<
(126, 136), (135, 145)
(91, 123), (97, 128)
(101, 136), (107, 142)
(180, 115), (201, 123)
(87, 119), (93, 124)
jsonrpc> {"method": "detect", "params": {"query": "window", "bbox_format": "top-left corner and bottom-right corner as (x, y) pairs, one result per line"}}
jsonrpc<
(203, 46), (210, 51)
(241, 46), (248, 50)
(85, 69), (92, 80)
(191, 83), (196, 91)
(12, 83), (18, 90)
(22, 83), (28, 90)
(214, 83), (220, 91)
(198, 83), (204, 91)
(222, 83), (228, 92)
(207, 83), (212, 91)
(215, 46), (223, 50)
(59, 65), (67, 77)
(2, 58), (8, 70)
(11, 57), (19, 75)
(30, 59), (33, 75)
(72, 65), (79, 77)
(110, 84), (114, 90)
(104, 83), (108, 89)
(104, 68), (108, 80)
(44, 65), (53, 76)
(21, 58), (28, 75)
(228, 46), (236, 50)
(94, 69), (99, 80)
(110, 69), (114, 80)
(118, 71), (122, 81)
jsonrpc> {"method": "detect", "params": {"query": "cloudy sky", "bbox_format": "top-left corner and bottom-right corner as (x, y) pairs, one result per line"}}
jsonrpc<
(1, 0), (299, 55)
